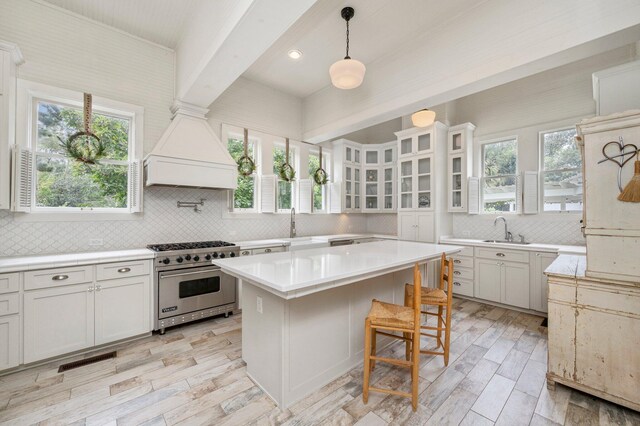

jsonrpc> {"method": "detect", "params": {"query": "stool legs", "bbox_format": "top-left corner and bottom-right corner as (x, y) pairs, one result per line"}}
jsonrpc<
(444, 304), (452, 366)
(437, 305), (443, 348)
(363, 318), (372, 404)
(371, 329), (377, 370)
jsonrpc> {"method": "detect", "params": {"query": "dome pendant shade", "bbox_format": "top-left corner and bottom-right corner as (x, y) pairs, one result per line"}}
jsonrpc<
(330, 58), (366, 89)
(330, 7), (365, 90)
(411, 109), (436, 127)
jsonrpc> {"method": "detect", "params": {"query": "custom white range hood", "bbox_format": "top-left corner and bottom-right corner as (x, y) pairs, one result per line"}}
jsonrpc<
(144, 102), (237, 190)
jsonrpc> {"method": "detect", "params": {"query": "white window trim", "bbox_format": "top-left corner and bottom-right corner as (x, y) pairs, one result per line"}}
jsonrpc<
(538, 127), (582, 214)
(479, 136), (519, 215)
(222, 124), (260, 213)
(14, 80), (144, 220)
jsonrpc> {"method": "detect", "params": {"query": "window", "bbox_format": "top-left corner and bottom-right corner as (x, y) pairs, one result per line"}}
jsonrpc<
(308, 151), (327, 212)
(273, 144), (295, 211)
(481, 138), (518, 213)
(226, 132), (257, 211)
(16, 81), (143, 215)
(540, 128), (582, 212)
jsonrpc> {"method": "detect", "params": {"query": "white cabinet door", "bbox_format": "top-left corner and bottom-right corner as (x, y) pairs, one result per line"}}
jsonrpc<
(397, 212), (416, 241)
(24, 284), (94, 363)
(531, 252), (556, 312)
(0, 314), (19, 370)
(95, 276), (150, 345)
(475, 259), (501, 303)
(416, 212), (434, 243)
(502, 262), (530, 309)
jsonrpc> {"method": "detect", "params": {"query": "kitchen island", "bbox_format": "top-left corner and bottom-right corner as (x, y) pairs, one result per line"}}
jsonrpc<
(213, 240), (462, 407)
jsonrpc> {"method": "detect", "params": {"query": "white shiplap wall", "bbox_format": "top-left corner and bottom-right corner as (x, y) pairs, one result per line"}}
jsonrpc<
(0, 0), (175, 155)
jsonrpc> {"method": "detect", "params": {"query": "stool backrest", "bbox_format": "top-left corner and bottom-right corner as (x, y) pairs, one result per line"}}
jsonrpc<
(440, 253), (454, 294)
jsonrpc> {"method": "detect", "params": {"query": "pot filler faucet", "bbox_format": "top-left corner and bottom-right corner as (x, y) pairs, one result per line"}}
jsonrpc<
(290, 207), (296, 238)
(494, 216), (513, 242)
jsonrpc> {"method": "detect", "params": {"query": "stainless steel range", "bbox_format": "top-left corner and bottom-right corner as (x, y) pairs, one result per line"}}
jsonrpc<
(147, 241), (239, 334)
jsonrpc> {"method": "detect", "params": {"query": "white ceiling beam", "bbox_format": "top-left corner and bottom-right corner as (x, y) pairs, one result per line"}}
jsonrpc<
(301, 0), (640, 143)
(175, 0), (319, 108)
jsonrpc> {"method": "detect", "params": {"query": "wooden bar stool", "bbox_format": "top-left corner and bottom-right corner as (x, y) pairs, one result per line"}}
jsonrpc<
(404, 253), (454, 365)
(363, 263), (422, 411)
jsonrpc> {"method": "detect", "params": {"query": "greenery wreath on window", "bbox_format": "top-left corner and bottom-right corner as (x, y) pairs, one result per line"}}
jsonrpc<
(59, 93), (106, 165)
(313, 146), (329, 185)
(278, 138), (296, 182)
(236, 128), (256, 176)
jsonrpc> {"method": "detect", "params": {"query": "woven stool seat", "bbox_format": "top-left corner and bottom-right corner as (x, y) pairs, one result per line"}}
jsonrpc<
(405, 285), (447, 305)
(367, 299), (415, 329)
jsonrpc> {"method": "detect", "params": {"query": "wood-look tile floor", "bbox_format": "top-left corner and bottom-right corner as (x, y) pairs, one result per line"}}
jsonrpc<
(1, 298), (638, 425)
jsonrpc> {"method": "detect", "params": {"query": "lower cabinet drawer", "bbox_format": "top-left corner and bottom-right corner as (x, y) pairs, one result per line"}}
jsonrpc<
(253, 246), (286, 255)
(0, 293), (20, 316)
(475, 247), (529, 263)
(0, 314), (20, 371)
(240, 249), (253, 256)
(451, 256), (473, 269)
(24, 266), (93, 290)
(0, 273), (19, 294)
(452, 267), (473, 281)
(452, 278), (474, 297)
(97, 260), (150, 281)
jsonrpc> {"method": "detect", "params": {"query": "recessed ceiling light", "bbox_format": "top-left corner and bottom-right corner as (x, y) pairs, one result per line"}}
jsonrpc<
(288, 49), (303, 60)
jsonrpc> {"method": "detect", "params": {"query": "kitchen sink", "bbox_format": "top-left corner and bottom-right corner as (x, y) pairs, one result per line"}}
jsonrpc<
(482, 239), (531, 245)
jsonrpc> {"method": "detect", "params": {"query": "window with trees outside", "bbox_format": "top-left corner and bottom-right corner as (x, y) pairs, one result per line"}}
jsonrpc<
(540, 128), (582, 212)
(482, 138), (518, 213)
(308, 151), (325, 211)
(273, 144), (295, 211)
(227, 133), (257, 211)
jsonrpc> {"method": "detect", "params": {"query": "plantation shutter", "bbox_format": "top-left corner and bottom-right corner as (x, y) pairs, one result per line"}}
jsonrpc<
(11, 146), (33, 212)
(128, 160), (143, 213)
(328, 182), (342, 214)
(297, 179), (312, 213)
(467, 177), (480, 215)
(522, 171), (538, 214)
(260, 175), (276, 213)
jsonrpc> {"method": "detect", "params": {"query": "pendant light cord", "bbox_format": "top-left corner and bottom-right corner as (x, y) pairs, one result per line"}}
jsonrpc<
(345, 19), (350, 59)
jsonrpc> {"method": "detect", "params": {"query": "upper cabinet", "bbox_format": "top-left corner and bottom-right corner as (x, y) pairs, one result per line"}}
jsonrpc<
(398, 128), (434, 158)
(447, 123), (475, 212)
(0, 41), (24, 210)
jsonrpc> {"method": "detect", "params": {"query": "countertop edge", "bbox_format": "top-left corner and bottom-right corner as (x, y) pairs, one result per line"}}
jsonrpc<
(439, 237), (586, 254)
(0, 249), (155, 273)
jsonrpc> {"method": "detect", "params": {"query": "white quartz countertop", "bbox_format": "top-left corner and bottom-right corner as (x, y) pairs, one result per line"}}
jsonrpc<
(214, 240), (461, 299)
(234, 234), (397, 250)
(439, 237), (586, 255)
(0, 249), (155, 273)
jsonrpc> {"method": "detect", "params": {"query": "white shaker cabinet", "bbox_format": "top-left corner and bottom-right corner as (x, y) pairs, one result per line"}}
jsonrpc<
(94, 276), (150, 346)
(0, 315), (19, 370)
(475, 248), (530, 309)
(447, 123), (475, 212)
(475, 259), (502, 303)
(24, 283), (95, 363)
(398, 211), (434, 243)
(502, 261), (530, 309)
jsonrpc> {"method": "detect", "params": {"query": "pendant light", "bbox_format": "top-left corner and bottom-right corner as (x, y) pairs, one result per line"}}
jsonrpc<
(411, 109), (436, 127)
(329, 7), (366, 90)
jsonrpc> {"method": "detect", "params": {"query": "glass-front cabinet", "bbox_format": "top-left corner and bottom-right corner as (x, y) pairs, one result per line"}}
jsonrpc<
(364, 148), (379, 166)
(343, 164), (361, 212)
(398, 155), (433, 211)
(363, 168), (379, 211)
(383, 166), (395, 211)
(447, 123), (475, 212)
(398, 129), (434, 158)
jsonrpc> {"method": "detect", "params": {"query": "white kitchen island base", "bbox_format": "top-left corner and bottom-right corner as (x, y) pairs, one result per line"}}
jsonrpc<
(241, 268), (413, 408)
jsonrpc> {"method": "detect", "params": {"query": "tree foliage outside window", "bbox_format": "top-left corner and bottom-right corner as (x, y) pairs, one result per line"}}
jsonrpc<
(35, 101), (130, 209)
(273, 146), (294, 210)
(308, 153), (324, 211)
(482, 139), (517, 213)
(227, 136), (255, 210)
(541, 128), (582, 212)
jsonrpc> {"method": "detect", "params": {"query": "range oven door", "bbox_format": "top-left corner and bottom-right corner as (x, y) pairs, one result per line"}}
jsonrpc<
(158, 266), (236, 319)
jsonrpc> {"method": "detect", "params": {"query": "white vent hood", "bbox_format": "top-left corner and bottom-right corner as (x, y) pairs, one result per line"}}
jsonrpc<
(144, 102), (237, 189)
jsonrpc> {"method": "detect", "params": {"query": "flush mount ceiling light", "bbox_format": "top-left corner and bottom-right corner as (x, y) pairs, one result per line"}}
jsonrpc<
(288, 49), (303, 60)
(411, 109), (436, 127)
(329, 7), (366, 90)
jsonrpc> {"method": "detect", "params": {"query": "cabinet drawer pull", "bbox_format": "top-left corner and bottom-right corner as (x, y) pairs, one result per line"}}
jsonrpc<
(496, 253), (506, 257)
(242, 251), (250, 256)
(52, 275), (69, 281)
(265, 248), (272, 253)
(454, 282), (461, 286)
(95, 285), (102, 292)
(454, 271), (461, 275)
(87, 286), (94, 292)
(453, 259), (461, 264)
(117, 268), (131, 273)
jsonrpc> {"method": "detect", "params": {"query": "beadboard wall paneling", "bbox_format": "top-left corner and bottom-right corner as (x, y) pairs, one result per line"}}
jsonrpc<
(0, 0), (175, 155)
(0, 187), (368, 256)
(207, 76), (303, 141)
(452, 214), (584, 246)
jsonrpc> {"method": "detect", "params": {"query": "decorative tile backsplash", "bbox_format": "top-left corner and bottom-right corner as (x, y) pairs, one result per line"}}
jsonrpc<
(452, 213), (585, 246)
(0, 187), (371, 257)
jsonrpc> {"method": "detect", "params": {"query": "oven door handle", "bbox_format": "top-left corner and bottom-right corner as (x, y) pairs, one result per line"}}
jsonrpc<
(159, 268), (221, 279)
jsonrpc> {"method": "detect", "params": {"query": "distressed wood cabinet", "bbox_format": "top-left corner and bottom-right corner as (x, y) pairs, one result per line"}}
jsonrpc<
(546, 255), (640, 412)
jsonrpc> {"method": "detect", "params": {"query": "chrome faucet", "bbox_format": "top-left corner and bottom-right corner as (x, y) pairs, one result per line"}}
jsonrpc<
(290, 207), (296, 238)
(494, 216), (512, 241)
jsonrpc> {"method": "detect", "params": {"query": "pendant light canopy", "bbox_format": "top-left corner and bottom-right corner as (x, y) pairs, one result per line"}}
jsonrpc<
(330, 7), (366, 90)
(411, 109), (436, 127)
